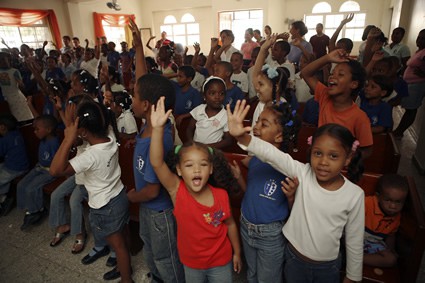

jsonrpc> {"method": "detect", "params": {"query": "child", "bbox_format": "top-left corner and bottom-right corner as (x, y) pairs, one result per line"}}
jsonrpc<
(0, 114), (29, 216)
(230, 102), (299, 283)
(80, 38), (101, 79)
(301, 49), (373, 157)
(150, 96), (242, 282)
(17, 115), (59, 230)
(173, 65), (202, 116)
(247, 47), (260, 100)
(104, 90), (137, 138)
(49, 101), (132, 283)
(186, 76), (233, 150)
(158, 45), (178, 80)
(227, 100), (365, 283)
(360, 75), (393, 134)
(213, 61), (245, 111)
(230, 52), (249, 95)
(45, 56), (65, 81)
(0, 52), (34, 122)
(364, 174), (408, 268)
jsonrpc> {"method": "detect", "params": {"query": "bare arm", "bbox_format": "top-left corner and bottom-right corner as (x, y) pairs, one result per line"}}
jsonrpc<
(329, 13), (354, 52)
(191, 43), (203, 73)
(253, 34), (276, 82)
(205, 38), (219, 75)
(214, 36), (232, 62)
(225, 215), (242, 274)
(128, 18), (147, 80)
(145, 36), (155, 51)
(207, 132), (233, 150)
(94, 38), (101, 60)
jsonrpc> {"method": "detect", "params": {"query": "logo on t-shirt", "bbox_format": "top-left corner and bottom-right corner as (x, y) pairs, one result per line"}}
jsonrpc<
(185, 100), (193, 110)
(203, 209), (225, 227)
(259, 179), (278, 200)
(137, 155), (145, 175)
(212, 119), (220, 127)
(42, 151), (50, 161)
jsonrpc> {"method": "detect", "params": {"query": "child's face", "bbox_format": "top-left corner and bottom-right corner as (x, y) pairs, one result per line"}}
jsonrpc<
(176, 146), (213, 194)
(230, 54), (243, 71)
(177, 71), (190, 87)
(271, 44), (286, 61)
(253, 108), (283, 145)
(71, 74), (84, 93)
(204, 82), (225, 110)
(310, 134), (351, 190)
(328, 63), (357, 97)
(84, 50), (93, 61)
(47, 58), (56, 69)
(33, 120), (51, 140)
(250, 49), (259, 65)
(159, 46), (169, 61)
(213, 65), (229, 81)
(378, 187), (407, 216)
(365, 80), (386, 100)
(255, 73), (273, 103)
(131, 93), (148, 119)
(372, 61), (390, 76)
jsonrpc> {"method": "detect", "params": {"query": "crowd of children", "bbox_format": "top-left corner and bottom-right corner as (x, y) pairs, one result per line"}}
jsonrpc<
(0, 13), (423, 282)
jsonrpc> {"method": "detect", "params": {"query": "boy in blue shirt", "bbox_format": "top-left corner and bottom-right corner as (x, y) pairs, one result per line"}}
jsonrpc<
(173, 65), (202, 116)
(0, 114), (29, 216)
(214, 61), (245, 111)
(17, 115), (59, 230)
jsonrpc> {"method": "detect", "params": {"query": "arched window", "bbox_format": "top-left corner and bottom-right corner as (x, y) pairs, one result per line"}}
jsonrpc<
(181, 13), (195, 23)
(160, 13), (199, 47)
(340, 1), (360, 12)
(164, 15), (177, 24)
(312, 2), (332, 13)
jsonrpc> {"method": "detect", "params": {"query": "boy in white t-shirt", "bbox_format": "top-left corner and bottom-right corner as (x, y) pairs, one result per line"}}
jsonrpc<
(230, 52), (249, 96)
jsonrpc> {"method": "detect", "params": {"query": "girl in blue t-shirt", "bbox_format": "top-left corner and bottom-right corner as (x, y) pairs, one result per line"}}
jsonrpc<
(230, 102), (300, 283)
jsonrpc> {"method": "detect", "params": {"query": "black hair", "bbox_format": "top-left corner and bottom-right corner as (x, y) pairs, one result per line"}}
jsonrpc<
(267, 103), (300, 152)
(291, 21), (308, 36)
(107, 66), (121, 84)
(135, 74), (176, 111)
(165, 142), (239, 194)
(316, 23), (324, 28)
(343, 60), (366, 96)
(145, 56), (159, 72)
(61, 53), (72, 61)
(337, 38), (353, 53)
(184, 55), (193, 65)
(220, 29), (235, 43)
(254, 29), (261, 35)
(377, 174), (408, 194)
(198, 53), (207, 66)
(231, 52), (243, 61)
(202, 77), (226, 94)
(160, 44), (174, 59)
(47, 78), (66, 99)
(178, 65), (195, 80)
(73, 69), (99, 94)
(261, 66), (289, 104)
(63, 35), (71, 41)
(46, 56), (58, 63)
(393, 27), (406, 36)
(34, 114), (58, 134)
(112, 91), (132, 111)
(216, 61), (233, 76)
(368, 75), (393, 97)
(72, 37), (80, 41)
(362, 25), (376, 41)
(274, 41), (291, 55)
(310, 123), (364, 182)
(0, 114), (18, 131)
(77, 101), (117, 140)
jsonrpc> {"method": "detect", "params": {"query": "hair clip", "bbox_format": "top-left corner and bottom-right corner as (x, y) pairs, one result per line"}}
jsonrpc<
(261, 64), (279, 79)
(285, 120), (293, 127)
(83, 113), (89, 117)
(208, 147), (214, 154)
(174, 144), (182, 154)
(307, 136), (313, 145)
(291, 110), (297, 117)
(352, 140), (360, 152)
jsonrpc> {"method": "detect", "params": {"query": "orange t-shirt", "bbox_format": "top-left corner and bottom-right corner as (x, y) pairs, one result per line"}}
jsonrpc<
(314, 82), (373, 147)
(364, 195), (400, 239)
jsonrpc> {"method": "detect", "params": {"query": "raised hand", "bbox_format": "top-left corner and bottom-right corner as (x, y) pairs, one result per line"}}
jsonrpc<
(0, 38), (6, 46)
(261, 33), (277, 50)
(210, 37), (219, 49)
(341, 13), (354, 25)
(64, 100), (76, 128)
(64, 116), (79, 144)
(226, 100), (251, 138)
(193, 42), (201, 53)
(327, 49), (349, 64)
(277, 32), (290, 41)
(151, 96), (172, 129)
(371, 50), (385, 62)
(43, 41), (48, 47)
(129, 18), (142, 48)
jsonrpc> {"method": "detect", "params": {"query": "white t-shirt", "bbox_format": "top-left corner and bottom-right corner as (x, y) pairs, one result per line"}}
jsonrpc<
(190, 104), (228, 144)
(265, 55), (296, 89)
(117, 110), (137, 134)
(243, 137), (364, 282)
(191, 71), (206, 92)
(69, 135), (123, 209)
(220, 46), (240, 62)
(294, 72), (312, 103)
(101, 83), (125, 93)
(383, 43), (411, 61)
(247, 66), (258, 99)
(231, 71), (249, 93)
(80, 58), (100, 79)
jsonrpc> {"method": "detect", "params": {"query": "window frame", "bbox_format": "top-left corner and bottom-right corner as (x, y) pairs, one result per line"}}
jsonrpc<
(160, 13), (200, 47)
(0, 18), (53, 49)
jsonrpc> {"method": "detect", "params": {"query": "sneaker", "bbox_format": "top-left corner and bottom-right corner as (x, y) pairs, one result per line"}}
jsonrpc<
(1, 197), (15, 216)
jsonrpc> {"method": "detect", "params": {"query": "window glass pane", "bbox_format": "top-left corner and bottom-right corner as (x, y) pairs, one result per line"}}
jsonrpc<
(164, 15), (177, 24)
(187, 35), (200, 45)
(305, 15), (323, 29)
(160, 25), (173, 36)
(103, 26), (126, 47)
(186, 23), (199, 35)
(20, 27), (36, 43)
(325, 14), (344, 28)
(173, 24), (185, 36)
(340, 1), (360, 12)
(346, 13), (365, 28)
(0, 26), (21, 48)
(312, 2), (332, 13)
(173, 35), (186, 46)
(234, 11), (249, 20)
(181, 13), (195, 23)
(249, 10), (263, 19)
(345, 28), (363, 41)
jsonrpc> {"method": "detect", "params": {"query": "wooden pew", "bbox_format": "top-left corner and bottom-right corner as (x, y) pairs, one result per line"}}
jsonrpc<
(0, 100), (11, 114)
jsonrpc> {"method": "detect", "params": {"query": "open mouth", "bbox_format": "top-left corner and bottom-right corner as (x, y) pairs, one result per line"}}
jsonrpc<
(328, 81), (337, 87)
(192, 177), (202, 186)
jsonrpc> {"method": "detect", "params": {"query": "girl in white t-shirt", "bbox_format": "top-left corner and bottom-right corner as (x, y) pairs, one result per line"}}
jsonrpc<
(186, 76), (233, 150)
(50, 101), (132, 283)
(227, 100), (365, 283)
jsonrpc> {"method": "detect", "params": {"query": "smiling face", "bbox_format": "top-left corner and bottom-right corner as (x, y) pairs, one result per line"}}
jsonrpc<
(176, 146), (213, 194)
(365, 79), (385, 100)
(253, 108), (283, 146)
(310, 134), (351, 190)
(327, 63), (357, 97)
(230, 53), (243, 72)
(204, 81), (225, 111)
(378, 187), (407, 216)
(255, 73), (274, 103)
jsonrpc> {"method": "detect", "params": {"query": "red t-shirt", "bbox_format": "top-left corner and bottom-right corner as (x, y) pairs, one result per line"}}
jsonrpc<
(173, 180), (232, 269)
(314, 82), (373, 147)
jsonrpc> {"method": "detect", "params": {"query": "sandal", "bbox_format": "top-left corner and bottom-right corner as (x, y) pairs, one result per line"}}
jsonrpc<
(71, 235), (87, 254)
(50, 230), (70, 247)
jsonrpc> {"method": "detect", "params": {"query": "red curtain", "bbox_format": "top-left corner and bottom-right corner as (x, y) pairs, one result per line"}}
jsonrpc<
(93, 12), (135, 39)
(0, 8), (62, 48)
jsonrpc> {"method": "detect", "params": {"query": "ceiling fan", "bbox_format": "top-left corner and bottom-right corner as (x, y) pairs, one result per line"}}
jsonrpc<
(106, 0), (121, 11)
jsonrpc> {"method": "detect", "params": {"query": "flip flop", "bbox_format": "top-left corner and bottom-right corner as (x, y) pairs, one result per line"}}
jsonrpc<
(71, 235), (87, 254)
(50, 230), (70, 247)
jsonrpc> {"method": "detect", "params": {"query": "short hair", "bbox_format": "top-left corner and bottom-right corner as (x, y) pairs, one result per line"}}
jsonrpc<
(368, 75), (393, 97)
(337, 38), (353, 53)
(253, 29), (261, 35)
(274, 40), (291, 55)
(231, 52), (243, 60)
(0, 114), (18, 131)
(62, 35), (71, 41)
(346, 60), (366, 95)
(135, 74), (176, 111)
(34, 114), (58, 132)
(220, 29), (235, 43)
(216, 61), (233, 76)
(72, 37), (80, 41)
(178, 65), (196, 80)
(246, 28), (254, 36)
(316, 23), (324, 28)
(377, 174), (408, 194)
(362, 25), (376, 41)
(291, 21), (308, 36)
(393, 27), (406, 36)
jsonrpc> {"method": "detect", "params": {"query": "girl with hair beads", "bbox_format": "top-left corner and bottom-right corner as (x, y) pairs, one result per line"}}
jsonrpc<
(227, 100), (365, 283)
(103, 90), (137, 138)
(150, 96), (242, 283)
(49, 101), (132, 283)
(186, 76), (233, 149)
(230, 101), (299, 283)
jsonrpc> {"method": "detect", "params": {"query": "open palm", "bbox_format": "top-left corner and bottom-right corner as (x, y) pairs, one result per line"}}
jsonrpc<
(151, 96), (172, 128)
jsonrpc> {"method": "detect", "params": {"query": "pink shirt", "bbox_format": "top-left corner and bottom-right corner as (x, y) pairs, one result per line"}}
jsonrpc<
(241, 41), (259, 60)
(403, 48), (425, 84)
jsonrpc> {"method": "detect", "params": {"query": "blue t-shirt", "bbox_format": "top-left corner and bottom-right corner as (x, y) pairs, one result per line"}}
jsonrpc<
(107, 51), (121, 70)
(0, 130), (29, 171)
(388, 77), (408, 104)
(225, 84), (245, 111)
(360, 95), (393, 130)
(241, 156), (289, 224)
(45, 68), (65, 81)
(38, 136), (60, 167)
(133, 122), (173, 211)
(173, 82), (203, 115)
(302, 98), (319, 126)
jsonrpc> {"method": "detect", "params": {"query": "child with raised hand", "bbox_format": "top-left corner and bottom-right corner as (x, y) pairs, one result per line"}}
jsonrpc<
(186, 76), (233, 150)
(301, 48), (373, 158)
(213, 61), (245, 111)
(227, 100), (365, 283)
(150, 96), (242, 282)
(229, 102), (299, 283)
(17, 115), (59, 230)
(49, 101), (132, 283)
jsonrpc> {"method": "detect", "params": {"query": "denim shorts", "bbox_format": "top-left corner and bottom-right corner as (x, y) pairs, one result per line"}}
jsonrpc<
(89, 189), (129, 240)
(401, 82), (425, 109)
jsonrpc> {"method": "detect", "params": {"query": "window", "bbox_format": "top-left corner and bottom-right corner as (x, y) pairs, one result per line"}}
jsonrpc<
(218, 9), (263, 50)
(102, 16), (127, 47)
(0, 19), (53, 49)
(160, 13), (199, 46)
(304, 1), (365, 42)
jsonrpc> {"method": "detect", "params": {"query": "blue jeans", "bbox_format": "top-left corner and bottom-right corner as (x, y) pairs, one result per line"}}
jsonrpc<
(48, 175), (88, 236)
(16, 165), (56, 213)
(0, 163), (27, 196)
(240, 215), (285, 283)
(139, 206), (185, 283)
(283, 241), (341, 283)
(183, 261), (232, 283)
